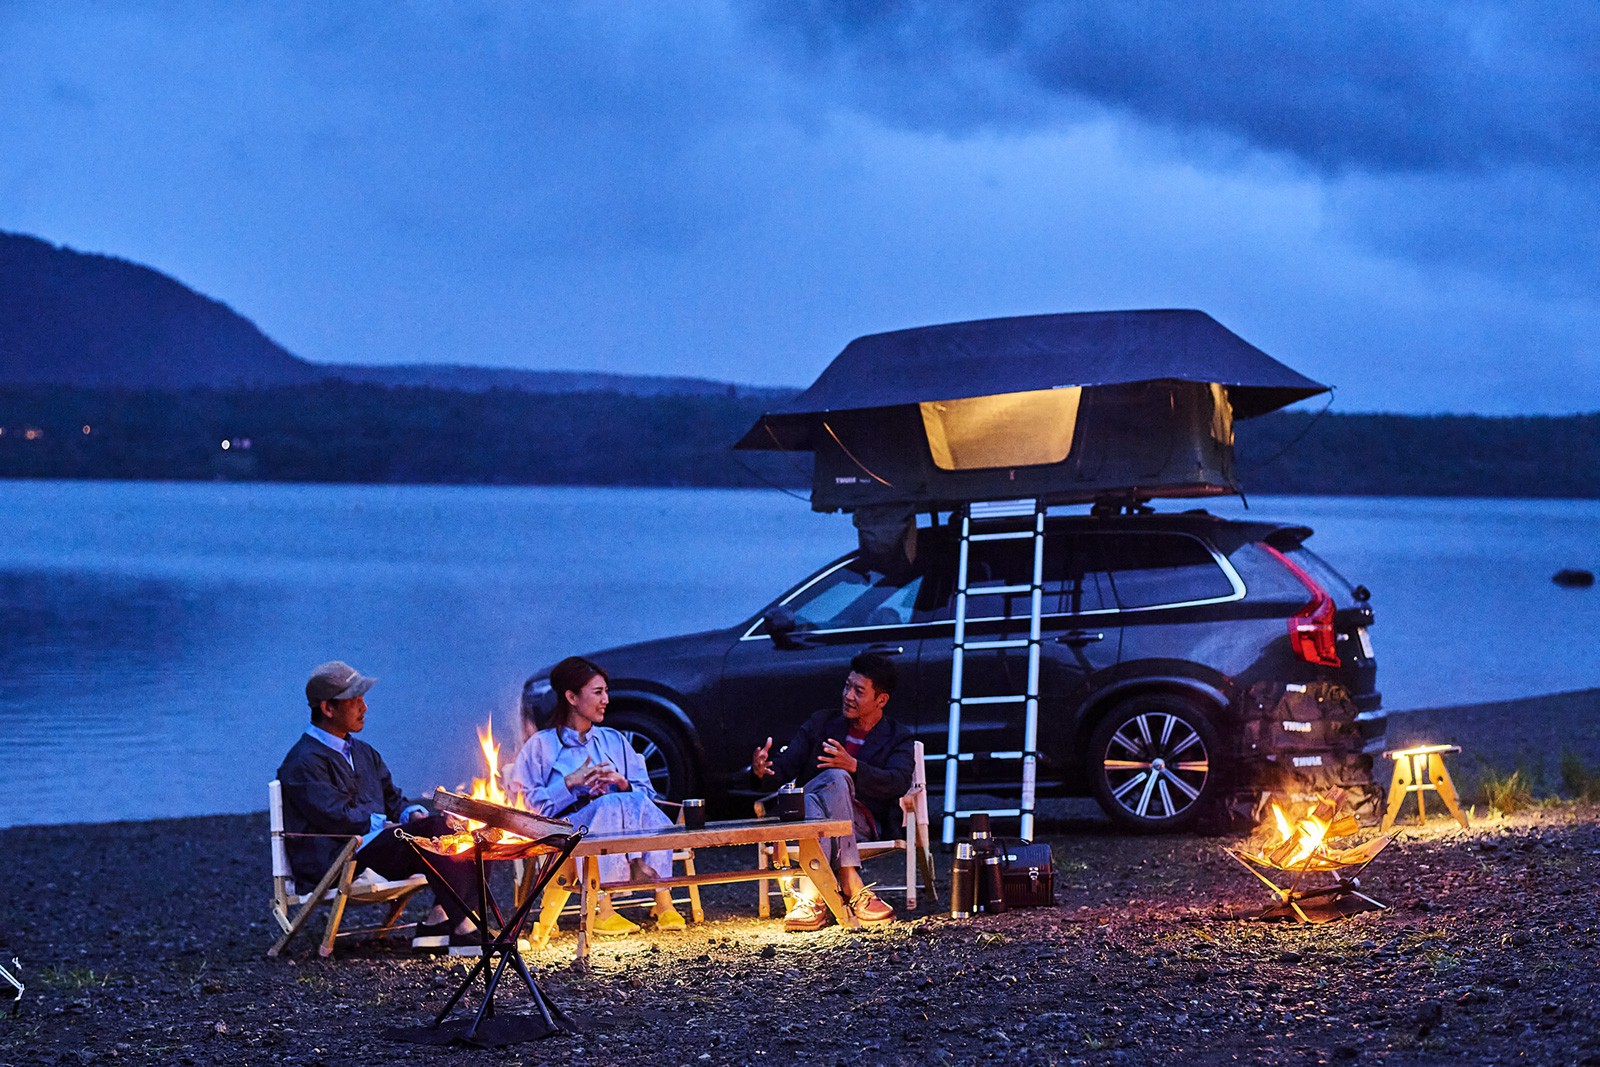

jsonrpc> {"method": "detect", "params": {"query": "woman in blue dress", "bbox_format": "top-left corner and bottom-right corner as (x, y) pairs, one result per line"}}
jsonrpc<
(507, 655), (685, 935)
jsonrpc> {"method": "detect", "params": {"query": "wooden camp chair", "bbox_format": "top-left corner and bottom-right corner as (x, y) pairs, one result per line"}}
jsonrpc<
(757, 741), (938, 915)
(266, 780), (429, 958)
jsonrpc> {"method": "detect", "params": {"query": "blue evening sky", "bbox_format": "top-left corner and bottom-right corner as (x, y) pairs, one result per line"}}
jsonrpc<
(3, 2), (1596, 414)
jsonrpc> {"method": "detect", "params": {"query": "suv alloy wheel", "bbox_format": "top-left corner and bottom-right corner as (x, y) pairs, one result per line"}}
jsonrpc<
(1088, 693), (1223, 832)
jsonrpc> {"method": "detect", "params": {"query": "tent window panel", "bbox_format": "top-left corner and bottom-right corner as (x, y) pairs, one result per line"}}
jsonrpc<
(920, 387), (1081, 471)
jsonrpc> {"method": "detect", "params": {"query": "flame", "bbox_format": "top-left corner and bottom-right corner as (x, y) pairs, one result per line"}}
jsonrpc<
(1287, 811), (1329, 866)
(1261, 801), (1333, 866)
(1272, 804), (1292, 840)
(429, 715), (531, 854)
(469, 720), (511, 807)
(1250, 789), (1376, 871)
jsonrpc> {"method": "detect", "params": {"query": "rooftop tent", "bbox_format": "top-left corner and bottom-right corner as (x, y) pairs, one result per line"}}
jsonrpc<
(736, 309), (1328, 513)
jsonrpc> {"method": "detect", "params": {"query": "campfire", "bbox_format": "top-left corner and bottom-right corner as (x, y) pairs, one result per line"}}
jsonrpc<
(1227, 787), (1394, 923)
(415, 717), (570, 860)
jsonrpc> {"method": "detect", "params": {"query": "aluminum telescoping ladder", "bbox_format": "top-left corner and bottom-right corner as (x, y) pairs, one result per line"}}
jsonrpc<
(938, 498), (1046, 845)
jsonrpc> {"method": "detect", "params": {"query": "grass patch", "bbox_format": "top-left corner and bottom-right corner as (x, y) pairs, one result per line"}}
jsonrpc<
(35, 966), (109, 991)
(1467, 749), (1600, 812)
(1559, 749), (1600, 801)
(1479, 768), (1535, 815)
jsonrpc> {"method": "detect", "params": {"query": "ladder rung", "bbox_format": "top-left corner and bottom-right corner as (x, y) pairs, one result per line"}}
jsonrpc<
(969, 500), (1038, 518)
(928, 751), (1039, 762)
(967, 530), (1037, 542)
(952, 808), (1028, 818)
(954, 695), (1028, 706)
(961, 638), (1030, 651)
(962, 583), (1034, 596)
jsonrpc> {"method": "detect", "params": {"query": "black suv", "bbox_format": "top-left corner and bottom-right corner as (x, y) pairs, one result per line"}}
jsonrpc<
(521, 508), (1383, 831)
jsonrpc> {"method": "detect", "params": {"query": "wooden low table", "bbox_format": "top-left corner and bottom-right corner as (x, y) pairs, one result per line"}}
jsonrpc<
(532, 816), (860, 959)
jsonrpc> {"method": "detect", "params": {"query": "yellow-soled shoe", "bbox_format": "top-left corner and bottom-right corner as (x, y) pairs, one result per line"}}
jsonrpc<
(651, 905), (687, 932)
(592, 911), (641, 936)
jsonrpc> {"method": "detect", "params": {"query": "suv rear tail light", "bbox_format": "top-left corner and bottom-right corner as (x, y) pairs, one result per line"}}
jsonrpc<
(1262, 544), (1341, 667)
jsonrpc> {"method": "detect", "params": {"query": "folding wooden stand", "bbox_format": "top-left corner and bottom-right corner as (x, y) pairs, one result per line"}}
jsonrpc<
(1381, 744), (1469, 832)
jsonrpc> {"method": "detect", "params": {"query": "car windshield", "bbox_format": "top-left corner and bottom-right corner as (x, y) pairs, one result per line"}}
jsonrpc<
(771, 560), (927, 632)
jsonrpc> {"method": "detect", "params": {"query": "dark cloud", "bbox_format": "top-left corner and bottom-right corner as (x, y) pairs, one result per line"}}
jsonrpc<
(749, 1), (1600, 176)
(747, 1), (1600, 301)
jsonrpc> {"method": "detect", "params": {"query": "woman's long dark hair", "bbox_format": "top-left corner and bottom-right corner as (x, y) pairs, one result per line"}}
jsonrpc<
(536, 656), (610, 733)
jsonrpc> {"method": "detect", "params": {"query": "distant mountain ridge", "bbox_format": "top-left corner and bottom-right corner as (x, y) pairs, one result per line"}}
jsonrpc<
(0, 231), (315, 388)
(0, 230), (791, 399)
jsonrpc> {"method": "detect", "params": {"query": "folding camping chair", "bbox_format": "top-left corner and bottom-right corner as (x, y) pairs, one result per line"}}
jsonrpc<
(266, 779), (429, 957)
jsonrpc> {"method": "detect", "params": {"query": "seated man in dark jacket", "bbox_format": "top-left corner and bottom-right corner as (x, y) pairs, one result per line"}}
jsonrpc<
(277, 660), (481, 954)
(751, 652), (914, 930)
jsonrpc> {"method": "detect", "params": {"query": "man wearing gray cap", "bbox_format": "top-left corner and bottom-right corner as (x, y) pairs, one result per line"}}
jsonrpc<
(277, 661), (481, 953)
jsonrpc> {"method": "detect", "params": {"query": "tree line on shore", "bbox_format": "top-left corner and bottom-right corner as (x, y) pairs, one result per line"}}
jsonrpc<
(1, 383), (1595, 498)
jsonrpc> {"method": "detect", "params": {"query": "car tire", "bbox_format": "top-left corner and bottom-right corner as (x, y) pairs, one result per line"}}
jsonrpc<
(606, 706), (698, 802)
(1088, 693), (1224, 833)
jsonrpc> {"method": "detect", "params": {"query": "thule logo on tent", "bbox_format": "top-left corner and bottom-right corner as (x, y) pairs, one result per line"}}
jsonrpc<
(1292, 755), (1324, 767)
(1281, 721), (1312, 733)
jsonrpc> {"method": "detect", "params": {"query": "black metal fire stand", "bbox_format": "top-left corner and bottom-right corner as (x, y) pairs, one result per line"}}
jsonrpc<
(390, 827), (584, 1046)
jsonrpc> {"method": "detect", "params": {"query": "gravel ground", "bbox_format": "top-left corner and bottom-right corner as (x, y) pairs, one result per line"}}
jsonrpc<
(5, 689), (1600, 1067)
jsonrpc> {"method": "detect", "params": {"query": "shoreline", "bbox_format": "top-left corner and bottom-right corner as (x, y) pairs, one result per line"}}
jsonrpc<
(4, 687), (1596, 834)
(5, 475), (1600, 503)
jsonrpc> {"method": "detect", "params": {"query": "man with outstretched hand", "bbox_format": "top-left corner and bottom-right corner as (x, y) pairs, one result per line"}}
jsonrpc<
(751, 652), (915, 931)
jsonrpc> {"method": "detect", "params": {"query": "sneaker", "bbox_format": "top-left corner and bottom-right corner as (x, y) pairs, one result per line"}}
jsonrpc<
(410, 920), (452, 950)
(783, 894), (829, 932)
(849, 887), (895, 925)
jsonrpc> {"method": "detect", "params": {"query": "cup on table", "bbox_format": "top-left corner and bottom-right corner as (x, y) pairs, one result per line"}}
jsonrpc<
(777, 784), (806, 822)
(681, 798), (706, 830)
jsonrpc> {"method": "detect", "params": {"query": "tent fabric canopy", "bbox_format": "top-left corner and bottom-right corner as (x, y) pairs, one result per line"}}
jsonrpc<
(737, 309), (1327, 451)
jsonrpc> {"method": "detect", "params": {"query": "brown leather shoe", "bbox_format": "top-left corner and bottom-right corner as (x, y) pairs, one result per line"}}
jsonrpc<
(849, 887), (895, 924)
(783, 894), (829, 932)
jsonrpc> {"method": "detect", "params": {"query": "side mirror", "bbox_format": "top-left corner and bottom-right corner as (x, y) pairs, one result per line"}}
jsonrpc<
(764, 607), (802, 648)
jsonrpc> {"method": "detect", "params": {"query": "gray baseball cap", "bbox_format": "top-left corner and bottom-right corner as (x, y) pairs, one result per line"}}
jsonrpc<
(306, 661), (377, 704)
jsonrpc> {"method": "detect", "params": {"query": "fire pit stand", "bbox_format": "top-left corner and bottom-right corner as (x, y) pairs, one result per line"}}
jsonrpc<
(1226, 847), (1389, 923)
(1225, 788), (1396, 924)
(386, 792), (585, 1047)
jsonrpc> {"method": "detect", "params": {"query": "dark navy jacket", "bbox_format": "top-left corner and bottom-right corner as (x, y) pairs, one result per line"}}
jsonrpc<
(765, 709), (915, 835)
(277, 733), (410, 886)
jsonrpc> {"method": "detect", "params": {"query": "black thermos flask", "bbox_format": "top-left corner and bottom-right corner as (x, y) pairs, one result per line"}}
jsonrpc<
(979, 852), (1008, 915)
(950, 842), (977, 918)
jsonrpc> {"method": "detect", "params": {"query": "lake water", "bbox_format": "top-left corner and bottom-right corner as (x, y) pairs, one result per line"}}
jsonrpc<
(2, 481), (1597, 828)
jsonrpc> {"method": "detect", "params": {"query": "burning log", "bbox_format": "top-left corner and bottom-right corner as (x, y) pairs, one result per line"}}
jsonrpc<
(419, 789), (575, 860)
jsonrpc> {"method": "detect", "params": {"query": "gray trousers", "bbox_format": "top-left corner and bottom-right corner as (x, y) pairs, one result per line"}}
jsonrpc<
(803, 769), (877, 870)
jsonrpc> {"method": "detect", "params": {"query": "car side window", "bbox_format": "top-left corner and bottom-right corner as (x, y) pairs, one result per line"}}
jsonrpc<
(1099, 532), (1236, 608)
(937, 534), (1113, 619)
(780, 562), (926, 632)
